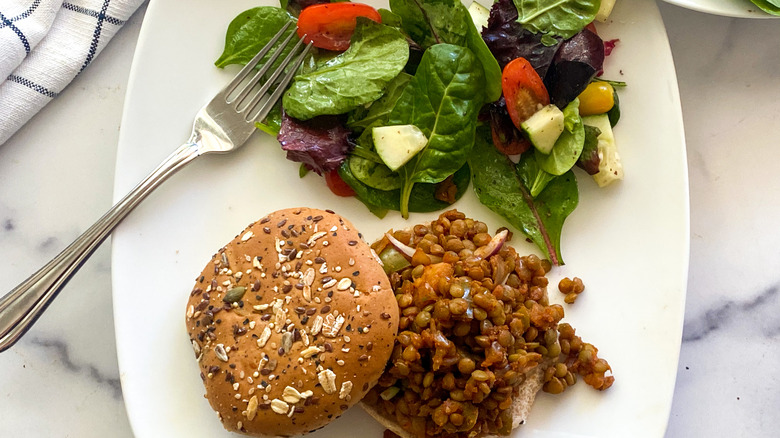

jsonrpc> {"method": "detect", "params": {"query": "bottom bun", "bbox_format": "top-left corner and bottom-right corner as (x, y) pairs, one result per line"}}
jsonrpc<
(360, 364), (546, 438)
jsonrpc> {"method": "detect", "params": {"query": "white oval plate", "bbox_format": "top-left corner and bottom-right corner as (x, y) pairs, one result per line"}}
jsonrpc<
(112, 0), (689, 436)
(662, 0), (779, 18)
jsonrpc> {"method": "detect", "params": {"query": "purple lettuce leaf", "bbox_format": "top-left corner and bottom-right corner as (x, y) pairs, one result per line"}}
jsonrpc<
(277, 112), (352, 175)
(482, 0), (561, 78)
(284, 0), (328, 16)
(544, 28), (605, 108)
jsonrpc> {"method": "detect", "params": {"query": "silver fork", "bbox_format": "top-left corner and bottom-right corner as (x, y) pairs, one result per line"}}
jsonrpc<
(0, 23), (313, 352)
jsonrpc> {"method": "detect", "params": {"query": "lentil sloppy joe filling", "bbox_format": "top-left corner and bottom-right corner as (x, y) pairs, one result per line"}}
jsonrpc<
(363, 210), (613, 437)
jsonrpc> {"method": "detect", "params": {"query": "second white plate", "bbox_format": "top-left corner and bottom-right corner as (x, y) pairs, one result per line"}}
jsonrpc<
(662, 0), (779, 18)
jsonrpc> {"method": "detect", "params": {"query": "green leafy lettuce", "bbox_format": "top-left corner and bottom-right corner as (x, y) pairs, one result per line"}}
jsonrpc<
(524, 158), (557, 198)
(389, 0), (502, 102)
(348, 155), (403, 191)
(215, 7), (297, 68)
(347, 72), (412, 132)
(339, 162), (471, 216)
(283, 18), (409, 120)
(513, 0), (600, 43)
(387, 44), (486, 218)
(471, 125), (578, 265)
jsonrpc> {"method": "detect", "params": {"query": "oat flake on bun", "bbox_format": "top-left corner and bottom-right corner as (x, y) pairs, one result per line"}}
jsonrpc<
(185, 207), (400, 436)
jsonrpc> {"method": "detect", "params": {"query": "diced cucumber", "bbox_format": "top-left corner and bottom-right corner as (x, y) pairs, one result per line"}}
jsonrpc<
(582, 114), (623, 187)
(467, 1), (491, 31)
(596, 0), (617, 22)
(372, 125), (428, 171)
(521, 104), (565, 155)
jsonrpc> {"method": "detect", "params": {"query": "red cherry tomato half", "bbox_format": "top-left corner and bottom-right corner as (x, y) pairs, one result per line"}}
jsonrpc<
(491, 124), (531, 156)
(501, 57), (550, 130)
(325, 169), (356, 197)
(297, 3), (382, 51)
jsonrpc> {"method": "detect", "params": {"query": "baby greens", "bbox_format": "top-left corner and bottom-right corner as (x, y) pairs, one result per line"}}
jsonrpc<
(387, 44), (486, 218)
(347, 72), (412, 131)
(339, 161), (471, 215)
(283, 18), (409, 120)
(216, 0), (622, 264)
(215, 7), (297, 68)
(348, 155), (403, 191)
(471, 126), (578, 265)
(512, 0), (600, 43)
(389, 0), (502, 101)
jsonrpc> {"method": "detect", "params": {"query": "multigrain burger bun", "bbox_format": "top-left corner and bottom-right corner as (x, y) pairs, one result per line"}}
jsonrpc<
(185, 207), (400, 437)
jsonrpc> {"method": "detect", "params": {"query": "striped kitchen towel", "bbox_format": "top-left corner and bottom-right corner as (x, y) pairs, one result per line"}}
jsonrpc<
(0, 0), (146, 145)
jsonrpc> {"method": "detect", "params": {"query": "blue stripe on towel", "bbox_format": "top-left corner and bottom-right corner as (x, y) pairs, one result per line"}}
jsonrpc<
(0, 11), (31, 54)
(62, 2), (126, 26)
(0, 0), (43, 29)
(79, 0), (112, 73)
(7, 75), (59, 98)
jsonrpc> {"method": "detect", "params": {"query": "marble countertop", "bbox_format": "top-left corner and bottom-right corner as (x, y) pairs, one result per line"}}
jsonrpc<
(2, 2), (779, 437)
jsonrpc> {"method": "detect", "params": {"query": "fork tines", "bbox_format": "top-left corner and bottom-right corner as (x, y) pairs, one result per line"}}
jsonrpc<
(221, 22), (313, 123)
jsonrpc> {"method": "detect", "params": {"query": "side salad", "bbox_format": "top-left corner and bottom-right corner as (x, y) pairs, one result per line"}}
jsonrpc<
(216, 0), (624, 265)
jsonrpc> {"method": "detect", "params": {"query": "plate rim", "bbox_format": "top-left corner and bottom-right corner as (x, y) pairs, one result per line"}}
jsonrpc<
(661, 0), (780, 19)
(111, 0), (691, 436)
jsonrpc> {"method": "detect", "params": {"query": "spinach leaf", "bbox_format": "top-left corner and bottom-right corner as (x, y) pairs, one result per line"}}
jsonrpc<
(378, 8), (404, 27)
(464, 19), (502, 102)
(352, 127), (378, 151)
(283, 18), (409, 120)
(347, 155), (403, 191)
(350, 143), (383, 163)
(389, 0), (502, 102)
(471, 126), (577, 265)
(388, 44), (485, 218)
(535, 98), (584, 175)
(339, 162), (471, 213)
(512, 0), (600, 41)
(215, 7), (297, 68)
(749, 0), (780, 15)
(347, 72), (412, 132)
(521, 156), (556, 198)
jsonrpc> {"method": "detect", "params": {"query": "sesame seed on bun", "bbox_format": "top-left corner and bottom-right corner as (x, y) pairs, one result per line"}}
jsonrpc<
(185, 207), (399, 436)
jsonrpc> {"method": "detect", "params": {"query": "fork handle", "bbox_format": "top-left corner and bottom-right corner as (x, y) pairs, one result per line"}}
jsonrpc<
(0, 142), (201, 352)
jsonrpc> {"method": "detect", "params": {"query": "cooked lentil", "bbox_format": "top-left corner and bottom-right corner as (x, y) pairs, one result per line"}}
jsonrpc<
(367, 210), (613, 438)
(559, 277), (585, 304)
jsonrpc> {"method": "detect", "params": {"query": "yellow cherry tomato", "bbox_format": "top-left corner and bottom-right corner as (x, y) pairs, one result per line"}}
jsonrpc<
(578, 82), (615, 116)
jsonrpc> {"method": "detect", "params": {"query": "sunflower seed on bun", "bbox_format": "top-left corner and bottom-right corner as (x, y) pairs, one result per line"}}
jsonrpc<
(185, 207), (400, 436)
